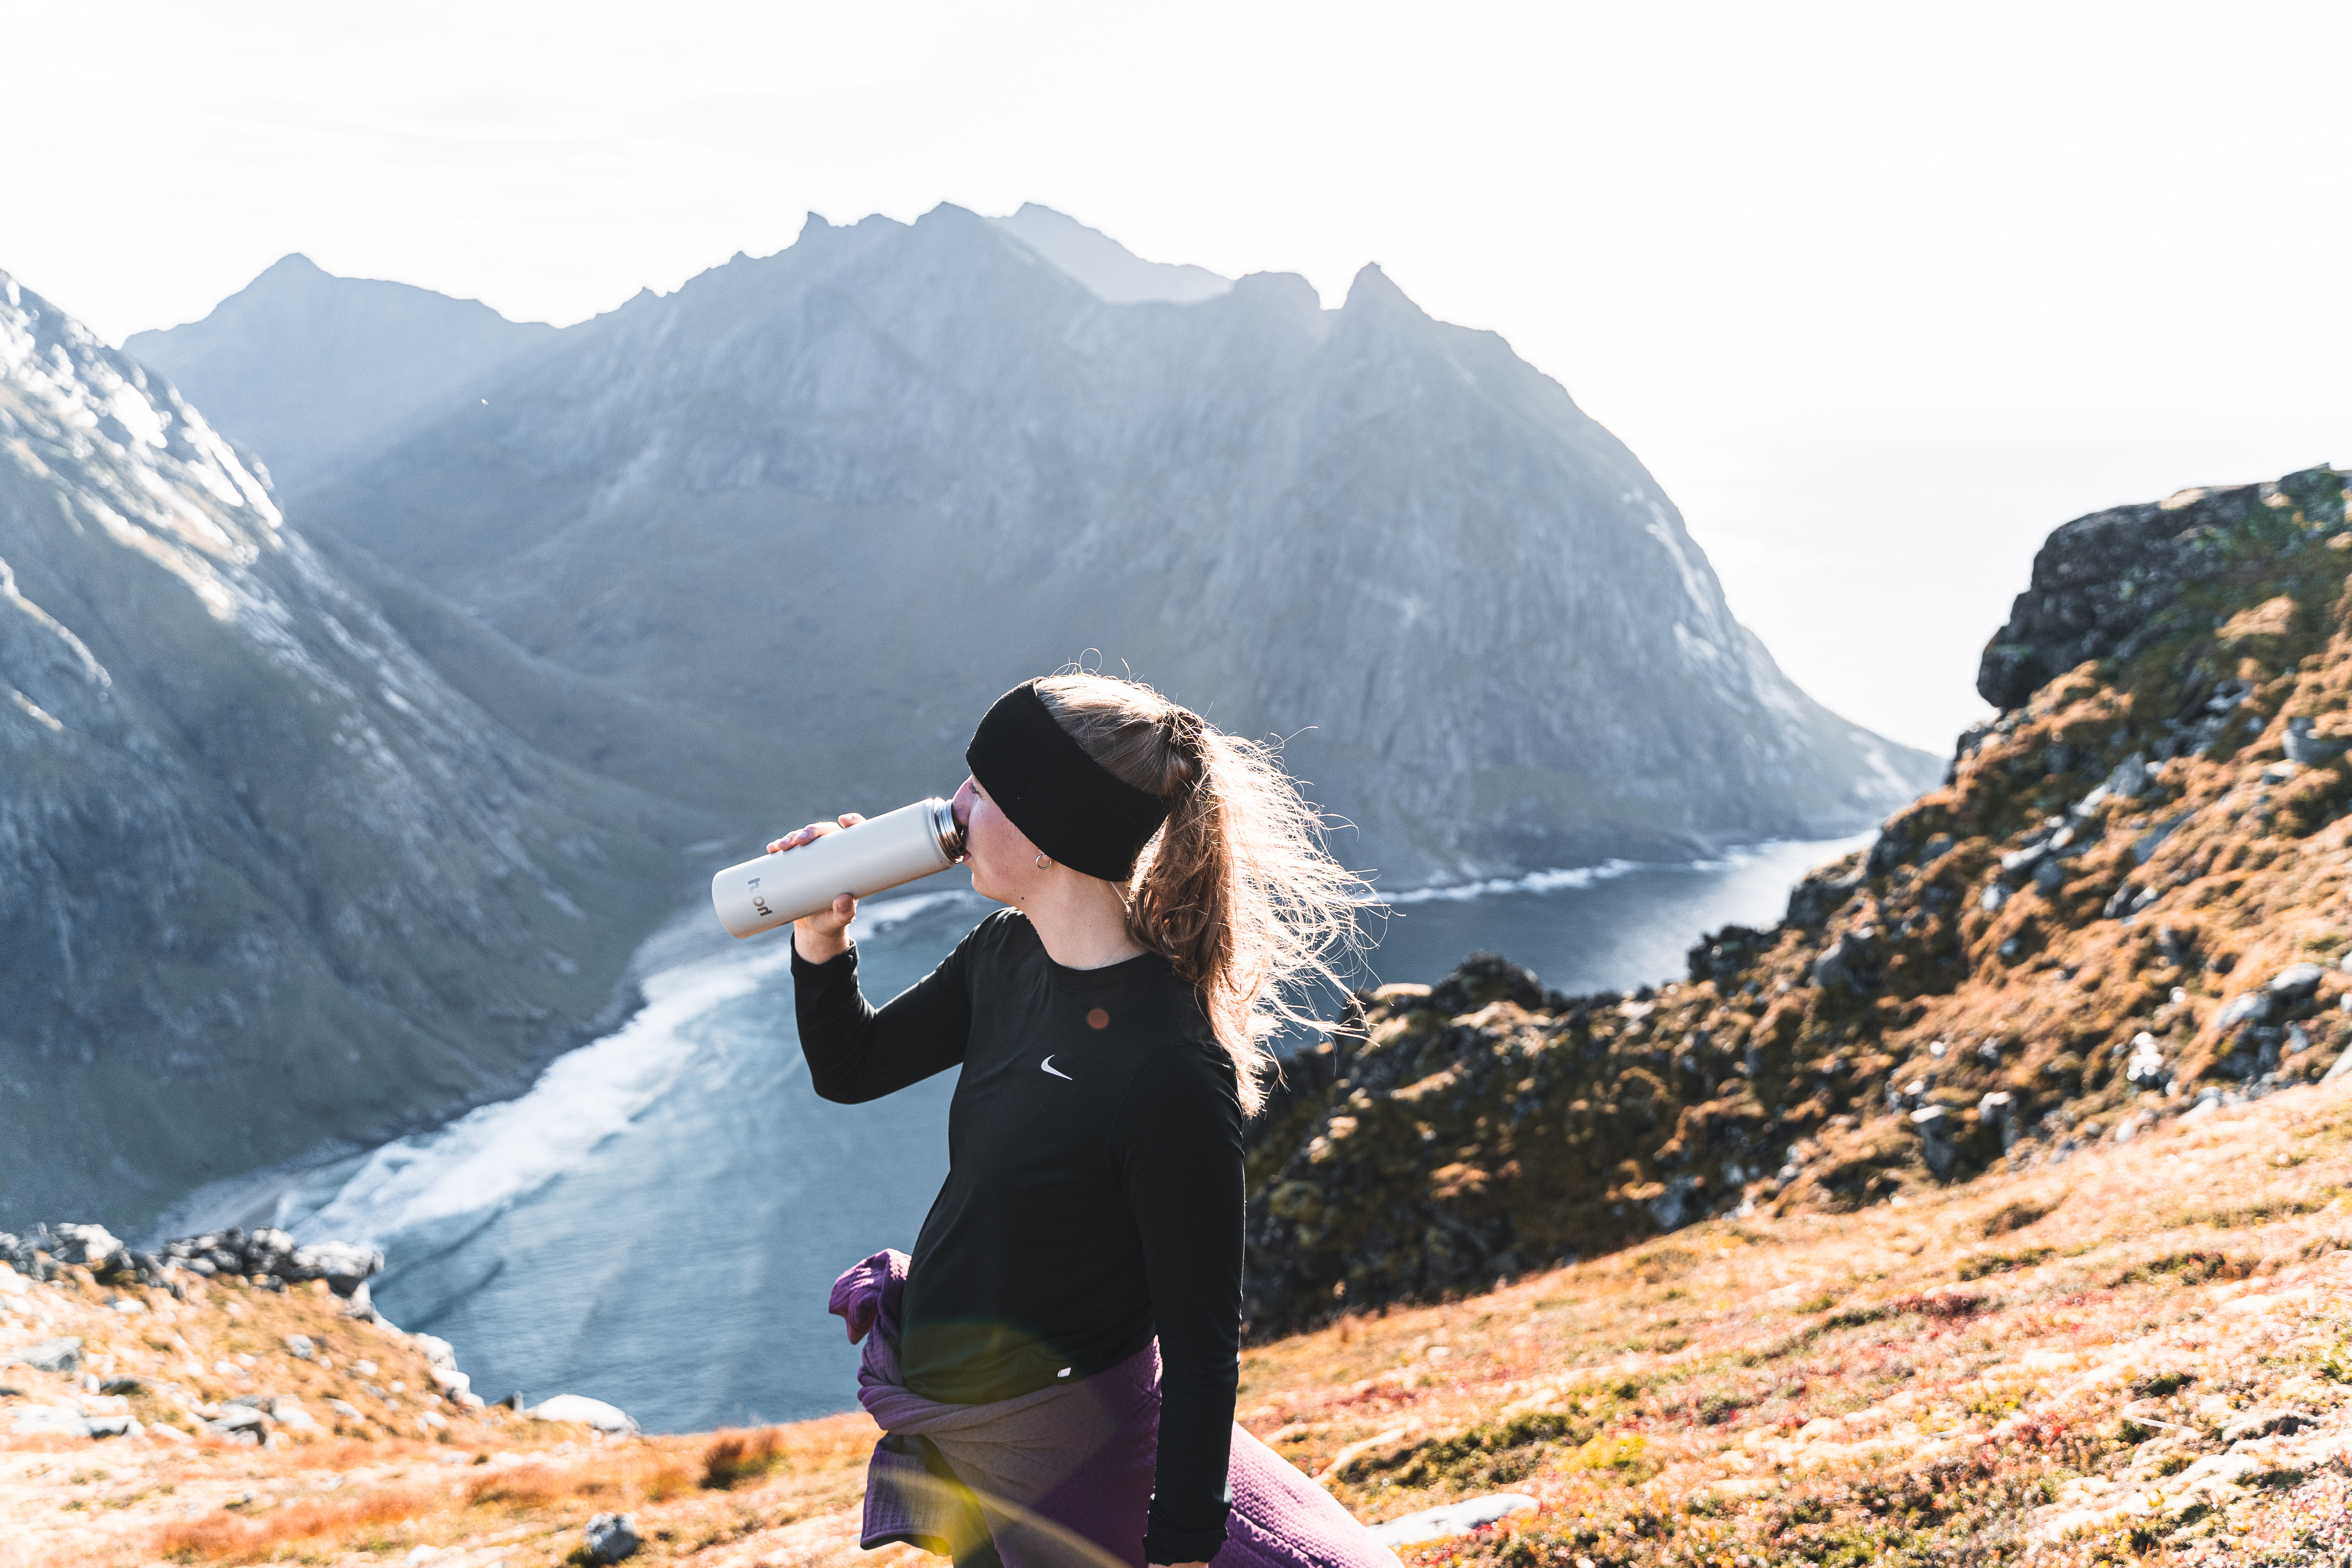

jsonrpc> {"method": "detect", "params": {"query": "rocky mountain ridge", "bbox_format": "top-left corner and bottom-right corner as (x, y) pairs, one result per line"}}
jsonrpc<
(0, 272), (703, 1233)
(1241, 466), (2352, 1334)
(147, 205), (1936, 882)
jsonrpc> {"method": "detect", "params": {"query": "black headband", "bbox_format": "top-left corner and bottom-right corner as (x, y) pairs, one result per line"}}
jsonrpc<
(966, 681), (1174, 882)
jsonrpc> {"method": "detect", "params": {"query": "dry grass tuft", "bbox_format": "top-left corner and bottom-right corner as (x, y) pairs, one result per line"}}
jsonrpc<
(153, 1486), (437, 1563)
(702, 1426), (793, 1490)
(1983, 1198), (2058, 1236)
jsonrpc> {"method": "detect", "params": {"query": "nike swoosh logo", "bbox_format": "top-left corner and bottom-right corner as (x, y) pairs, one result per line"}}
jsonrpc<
(1041, 1056), (1073, 1080)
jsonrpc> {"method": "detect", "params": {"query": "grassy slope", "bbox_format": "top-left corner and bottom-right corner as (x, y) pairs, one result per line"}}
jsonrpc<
(5, 1080), (2350, 1567)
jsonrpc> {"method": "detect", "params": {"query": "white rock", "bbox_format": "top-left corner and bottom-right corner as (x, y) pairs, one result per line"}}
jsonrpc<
(13, 1405), (93, 1437)
(272, 1399), (321, 1431)
(1367, 1494), (1539, 1545)
(528, 1394), (635, 1434)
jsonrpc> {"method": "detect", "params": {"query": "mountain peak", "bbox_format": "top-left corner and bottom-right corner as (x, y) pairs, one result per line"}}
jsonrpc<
(989, 204), (1232, 306)
(254, 253), (329, 285)
(1343, 262), (1421, 316)
(125, 260), (556, 492)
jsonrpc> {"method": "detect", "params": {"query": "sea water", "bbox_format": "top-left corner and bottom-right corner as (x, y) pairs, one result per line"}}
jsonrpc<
(289, 837), (1861, 1432)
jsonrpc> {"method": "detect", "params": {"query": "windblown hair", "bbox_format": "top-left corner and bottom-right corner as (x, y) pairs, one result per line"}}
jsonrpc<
(1034, 672), (1372, 1116)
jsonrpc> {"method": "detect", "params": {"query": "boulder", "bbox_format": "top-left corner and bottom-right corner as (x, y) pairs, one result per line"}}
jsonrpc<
(287, 1241), (384, 1297)
(1909, 1104), (1958, 1178)
(2284, 717), (2347, 766)
(584, 1512), (643, 1563)
(1978, 1091), (2023, 1152)
(529, 1394), (635, 1434)
(272, 1397), (321, 1431)
(2000, 843), (2049, 877)
(2268, 964), (2326, 1003)
(1811, 929), (1878, 994)
(242, 1228), (299, 1277)
(50, 1223), (128, 1274)
(2220, 1407), (2312, 1443)
(8, 1336), (83, 1374)
(2217, 992), (2276, 1031)
(1367, 1494), (1539, 1545)
(411, 1333), (474, 1400)
(11, 1406), (91, 1437)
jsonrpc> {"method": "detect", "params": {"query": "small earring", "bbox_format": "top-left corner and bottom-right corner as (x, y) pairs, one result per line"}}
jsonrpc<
(1035, 853), (1052, 870)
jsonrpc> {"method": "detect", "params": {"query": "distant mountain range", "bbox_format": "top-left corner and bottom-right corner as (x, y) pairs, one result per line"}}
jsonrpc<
(138, 204), (1938, 882)
(0, 273), (701, 1230)
(7, 207), (1938, 1233)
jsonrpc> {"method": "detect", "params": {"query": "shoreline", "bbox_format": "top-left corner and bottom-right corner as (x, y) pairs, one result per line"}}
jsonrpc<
(146, 837), (1864, 1254)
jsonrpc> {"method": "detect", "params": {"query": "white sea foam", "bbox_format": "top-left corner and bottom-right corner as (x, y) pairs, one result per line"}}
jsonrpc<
(1378, 840), (1827, 906)
(1382, 859), (1645, 905)
(295, 890), (971, 1249)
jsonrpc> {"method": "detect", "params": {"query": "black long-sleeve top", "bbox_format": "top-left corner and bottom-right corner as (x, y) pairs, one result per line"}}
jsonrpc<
(793, 909), (1243, 1564)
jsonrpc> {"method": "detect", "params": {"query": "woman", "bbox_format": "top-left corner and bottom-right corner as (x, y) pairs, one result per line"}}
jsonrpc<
(772, 674), (1397, 1568)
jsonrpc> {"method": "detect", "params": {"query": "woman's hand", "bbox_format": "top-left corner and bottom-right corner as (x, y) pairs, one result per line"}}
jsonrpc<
(769, 815), (865, 963)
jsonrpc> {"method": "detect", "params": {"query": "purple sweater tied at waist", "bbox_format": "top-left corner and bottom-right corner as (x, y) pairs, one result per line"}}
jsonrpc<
(829, 1250), (1400, 1568)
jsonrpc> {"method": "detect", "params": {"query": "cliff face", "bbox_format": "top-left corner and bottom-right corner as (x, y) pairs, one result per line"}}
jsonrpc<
(0, 273), (698, 1233)
(1241, 467), (2352, 1334)
(167, 206), (1933, 882)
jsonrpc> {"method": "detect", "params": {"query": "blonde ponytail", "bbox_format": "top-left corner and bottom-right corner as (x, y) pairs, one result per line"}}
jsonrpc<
(1034, 673), (1372, 1114)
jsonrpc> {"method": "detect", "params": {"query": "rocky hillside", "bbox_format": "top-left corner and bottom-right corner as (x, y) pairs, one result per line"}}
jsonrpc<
(1243, 466), (2352, 1333)
(170, 205), (1933, 882)
(0, 272), (702, 1234)
(9, 1085), (2350, 1567)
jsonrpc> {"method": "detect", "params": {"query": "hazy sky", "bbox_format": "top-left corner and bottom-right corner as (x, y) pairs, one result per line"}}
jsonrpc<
(6, 1), (2347, 753)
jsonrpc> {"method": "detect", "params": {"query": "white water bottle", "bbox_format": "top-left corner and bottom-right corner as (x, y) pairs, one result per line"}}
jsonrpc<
(710, 798), (965, 939)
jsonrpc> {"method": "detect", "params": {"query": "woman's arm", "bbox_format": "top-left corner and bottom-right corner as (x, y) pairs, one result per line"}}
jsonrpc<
(791, 936), (974, 1104)
(1116, 1045), (1245, 1567)
(777, 815), (977, 1103)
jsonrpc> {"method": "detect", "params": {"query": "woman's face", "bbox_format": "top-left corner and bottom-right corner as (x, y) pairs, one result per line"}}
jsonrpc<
(951, 776), (1045, 906)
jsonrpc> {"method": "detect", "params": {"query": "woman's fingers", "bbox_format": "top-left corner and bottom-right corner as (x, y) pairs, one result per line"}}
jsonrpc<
(794, 891), (857, 931)
(790, 891), (858, 962)
(766, 819), (847, 855)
